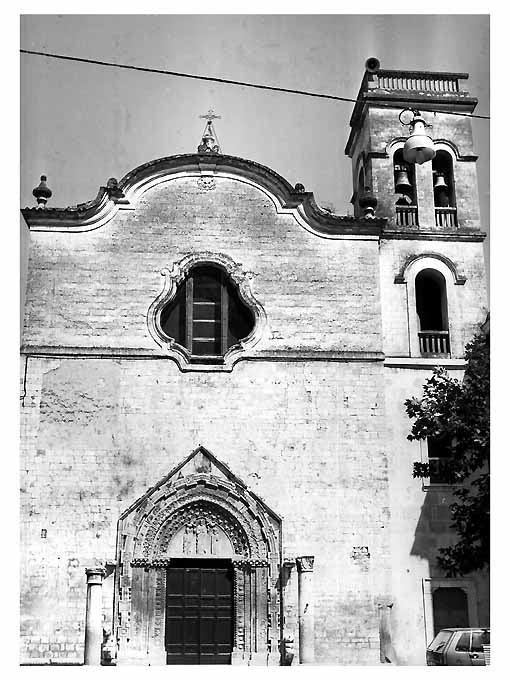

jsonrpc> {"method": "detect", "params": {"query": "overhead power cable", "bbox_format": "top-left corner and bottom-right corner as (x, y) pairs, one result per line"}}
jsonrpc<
(20, 48), (490, 121)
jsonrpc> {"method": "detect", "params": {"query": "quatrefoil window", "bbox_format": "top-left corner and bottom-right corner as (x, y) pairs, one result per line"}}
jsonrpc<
(159, 264), (255, 363)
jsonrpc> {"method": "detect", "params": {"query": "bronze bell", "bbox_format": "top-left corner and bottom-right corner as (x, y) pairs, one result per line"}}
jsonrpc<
(395, 168), (412, 193)
(403, 113), (436, 165)
(434, 173), (448, 190)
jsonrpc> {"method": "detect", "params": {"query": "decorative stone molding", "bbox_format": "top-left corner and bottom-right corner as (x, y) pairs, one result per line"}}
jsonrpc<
(147, 252), (267, 371)
(296, 556), (314, 573)
(432, 139), (478, 162)
(22, 153), (386, 236)
(394, 252), (467, 285)
(86, 567), (105, 582)
(197, 176), (217, 191)
(232, 558), (270, 569)
(296, 555), (315, 664)
(115, 445), (282, 666)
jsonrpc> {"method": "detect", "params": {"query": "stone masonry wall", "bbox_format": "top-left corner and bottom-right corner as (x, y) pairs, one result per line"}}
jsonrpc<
(20, 174), (390, 664)
(22, 176), (381, 354)
(20, 356), (390, 664)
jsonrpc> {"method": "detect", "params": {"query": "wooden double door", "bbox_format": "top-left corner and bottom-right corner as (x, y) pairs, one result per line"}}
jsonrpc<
(165, 559), (234, 665)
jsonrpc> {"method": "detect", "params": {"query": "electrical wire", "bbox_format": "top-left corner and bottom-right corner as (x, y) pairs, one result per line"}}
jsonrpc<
(20, 48), (490, 121)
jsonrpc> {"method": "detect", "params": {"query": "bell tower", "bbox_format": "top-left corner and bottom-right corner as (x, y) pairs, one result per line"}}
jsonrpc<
(345, 63), (487, 361)
(345, 64), (482, 235)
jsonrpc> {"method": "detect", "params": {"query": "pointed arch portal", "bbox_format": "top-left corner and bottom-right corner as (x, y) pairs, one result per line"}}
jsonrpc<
(114, 447), (282, 665)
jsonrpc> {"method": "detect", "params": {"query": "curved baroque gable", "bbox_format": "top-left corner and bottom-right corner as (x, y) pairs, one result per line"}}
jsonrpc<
(22, 153), (385, 237)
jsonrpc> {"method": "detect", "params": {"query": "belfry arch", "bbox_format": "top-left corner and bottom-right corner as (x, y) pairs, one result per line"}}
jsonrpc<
(114, 446), (282, 666)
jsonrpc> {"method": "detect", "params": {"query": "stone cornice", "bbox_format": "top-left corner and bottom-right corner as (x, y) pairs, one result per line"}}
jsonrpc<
(382, 229), (486, 243)
(20, 345), (386, 366)
(21, 153), (386, 238)
(345, 68), (477, 157)
(384, 357), (466, 370)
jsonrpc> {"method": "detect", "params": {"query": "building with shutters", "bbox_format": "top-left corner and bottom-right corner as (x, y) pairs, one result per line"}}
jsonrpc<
(20, 65), (489, 665)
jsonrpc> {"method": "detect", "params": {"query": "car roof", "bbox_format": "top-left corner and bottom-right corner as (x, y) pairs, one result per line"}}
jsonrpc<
(438, 628), (490, 632)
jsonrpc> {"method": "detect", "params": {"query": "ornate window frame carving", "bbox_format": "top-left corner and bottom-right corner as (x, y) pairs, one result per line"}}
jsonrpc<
(147, 252), (267, 371)
(114, 447), (282, 666)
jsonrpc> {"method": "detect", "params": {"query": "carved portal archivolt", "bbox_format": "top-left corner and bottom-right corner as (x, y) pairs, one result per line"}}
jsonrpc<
(114, 447), (282, 665)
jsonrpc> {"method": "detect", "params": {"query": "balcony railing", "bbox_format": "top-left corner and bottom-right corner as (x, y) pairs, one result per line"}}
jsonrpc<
(374, 73), (461, 93)
(418, 330), (450, 356)
(396, 205), (418, 227)
(435, 207), (457, 228)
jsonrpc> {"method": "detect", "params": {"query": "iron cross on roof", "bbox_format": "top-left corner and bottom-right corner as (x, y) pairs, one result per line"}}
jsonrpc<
(198, 109), (222, 154)
(199, 109), (221, 123)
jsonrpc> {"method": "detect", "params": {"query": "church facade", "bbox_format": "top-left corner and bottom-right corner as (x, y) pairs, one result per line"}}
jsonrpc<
(20, 66), (488, 665)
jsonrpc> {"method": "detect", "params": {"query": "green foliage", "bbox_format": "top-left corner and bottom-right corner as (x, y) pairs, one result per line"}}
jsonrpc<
(405, 332), (489, 575)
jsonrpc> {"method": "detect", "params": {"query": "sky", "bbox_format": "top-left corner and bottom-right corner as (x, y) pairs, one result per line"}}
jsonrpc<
(20, 13), (490, 235)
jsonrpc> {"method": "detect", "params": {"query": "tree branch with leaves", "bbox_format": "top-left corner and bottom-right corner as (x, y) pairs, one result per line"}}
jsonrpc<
(405, 331), (489, 576)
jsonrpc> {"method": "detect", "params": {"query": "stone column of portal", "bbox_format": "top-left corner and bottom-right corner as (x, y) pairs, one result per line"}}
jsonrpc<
(296, 556), (315, 664)
(84, 567), (105, 665)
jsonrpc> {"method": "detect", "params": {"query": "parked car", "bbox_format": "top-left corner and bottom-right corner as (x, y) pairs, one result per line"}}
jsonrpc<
(426, 628), (490, 666)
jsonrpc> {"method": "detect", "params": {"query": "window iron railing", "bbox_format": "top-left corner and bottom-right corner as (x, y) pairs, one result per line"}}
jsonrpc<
(419, 330), (450, 356)
(396, 205), (419, 227)
(435, 207), (457, 228)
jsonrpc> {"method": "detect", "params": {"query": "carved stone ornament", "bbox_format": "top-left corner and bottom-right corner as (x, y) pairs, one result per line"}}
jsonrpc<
(197, 176), (217, 191)
(147, 252), (267, 371)
(296, 556), (315, 573)
(114, 446), (282, 665)
(232, 558), (270, 569)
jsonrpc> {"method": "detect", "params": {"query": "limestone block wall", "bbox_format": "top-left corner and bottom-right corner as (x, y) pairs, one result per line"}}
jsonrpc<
(383, 365), (489, 666)
(379, 239), (488, 358)
(20, 170), (392, 665)
(22, 176), (382, 354)
(20, 356), (390, 664)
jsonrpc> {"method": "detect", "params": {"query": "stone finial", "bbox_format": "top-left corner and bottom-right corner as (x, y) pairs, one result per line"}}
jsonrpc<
(358, 191), (377, 219)
(32, 174), (52, 208)
(294, 183), (306, 193)
(105, 177), (125, 200)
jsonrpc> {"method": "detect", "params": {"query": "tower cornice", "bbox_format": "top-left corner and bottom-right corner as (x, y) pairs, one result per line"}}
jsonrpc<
(345, 68), (478, 157)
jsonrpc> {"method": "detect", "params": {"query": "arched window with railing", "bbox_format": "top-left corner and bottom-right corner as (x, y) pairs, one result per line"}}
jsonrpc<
(394, 148), (418, 226)
(432, 150), (457, 228)
(415, 268), (450, 356)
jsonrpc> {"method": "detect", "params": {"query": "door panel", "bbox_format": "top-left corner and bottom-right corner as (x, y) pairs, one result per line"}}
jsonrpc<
(165, 561), (233, 665)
